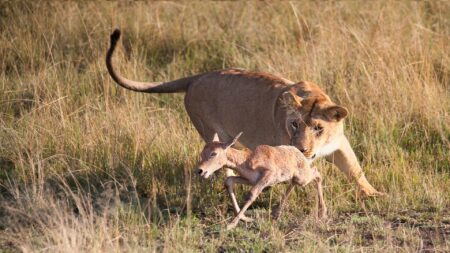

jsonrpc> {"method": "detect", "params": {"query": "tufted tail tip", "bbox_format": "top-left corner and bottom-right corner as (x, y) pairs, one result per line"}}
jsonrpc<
(110, 28), (121, 46)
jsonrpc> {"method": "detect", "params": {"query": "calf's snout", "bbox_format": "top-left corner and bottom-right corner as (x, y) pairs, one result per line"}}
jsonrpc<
(195, 168), (203, 175)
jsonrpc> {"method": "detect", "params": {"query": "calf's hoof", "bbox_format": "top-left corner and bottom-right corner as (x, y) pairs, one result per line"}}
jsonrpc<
(318, 209), (328, 220)
(241, 215), (254, 223)
(226, 221), (239, 230)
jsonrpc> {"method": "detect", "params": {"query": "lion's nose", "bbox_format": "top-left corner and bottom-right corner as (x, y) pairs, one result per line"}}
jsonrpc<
(195, 168), (203, 175)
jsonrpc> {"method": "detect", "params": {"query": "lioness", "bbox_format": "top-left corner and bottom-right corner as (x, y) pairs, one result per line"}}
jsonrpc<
(106, 29), (382, 196)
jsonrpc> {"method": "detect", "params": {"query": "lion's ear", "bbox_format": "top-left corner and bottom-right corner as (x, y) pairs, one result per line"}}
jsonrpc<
(324, 106), (348, 122)
(280, 91), (302, 108)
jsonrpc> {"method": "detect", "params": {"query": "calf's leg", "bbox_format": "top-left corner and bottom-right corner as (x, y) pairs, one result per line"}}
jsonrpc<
(293, 167), (327, 219)
(224, 176), (253, 222)
(226, 182), (267, 230)
(313, 169), (327, 219)
(271, 182), (295, 220)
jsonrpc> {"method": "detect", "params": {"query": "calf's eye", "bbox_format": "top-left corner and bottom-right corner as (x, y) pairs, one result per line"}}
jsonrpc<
(210, 152), (217, 158)
(291, 121), (299, 130)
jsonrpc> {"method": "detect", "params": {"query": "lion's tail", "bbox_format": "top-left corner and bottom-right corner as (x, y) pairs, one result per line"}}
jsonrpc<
(106, 29), (199, 93)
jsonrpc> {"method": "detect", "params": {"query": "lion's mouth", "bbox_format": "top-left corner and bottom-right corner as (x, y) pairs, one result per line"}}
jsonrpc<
(306, 153), (316, 161)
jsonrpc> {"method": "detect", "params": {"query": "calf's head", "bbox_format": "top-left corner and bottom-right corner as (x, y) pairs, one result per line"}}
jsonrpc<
(195, 132), (242, 179)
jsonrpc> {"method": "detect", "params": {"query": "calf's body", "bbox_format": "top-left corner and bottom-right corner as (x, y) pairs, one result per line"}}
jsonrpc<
(196, 133), (327, 230)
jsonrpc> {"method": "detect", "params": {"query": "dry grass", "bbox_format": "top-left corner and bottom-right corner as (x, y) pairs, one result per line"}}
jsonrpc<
(0, 1), (449, 252)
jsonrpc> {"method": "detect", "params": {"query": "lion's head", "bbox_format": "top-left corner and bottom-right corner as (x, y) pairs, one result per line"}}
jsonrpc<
(278, 81), (348, 160)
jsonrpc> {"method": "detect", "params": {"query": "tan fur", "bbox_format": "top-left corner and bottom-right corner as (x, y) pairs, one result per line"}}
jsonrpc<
(195, 133), (327, 230)
(106, 29), (383, 196)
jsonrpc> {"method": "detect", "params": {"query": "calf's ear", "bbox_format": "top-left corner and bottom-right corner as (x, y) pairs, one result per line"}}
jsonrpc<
(212, 133), (220, 142)
(324, 106), (348, 122)
(226, 132), (243, 148)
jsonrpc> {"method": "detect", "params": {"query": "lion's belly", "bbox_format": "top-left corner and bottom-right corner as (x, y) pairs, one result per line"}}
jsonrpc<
(185, 71), (291, 147)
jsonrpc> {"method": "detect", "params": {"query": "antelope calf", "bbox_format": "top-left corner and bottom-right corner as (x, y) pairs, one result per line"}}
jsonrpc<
(195, 132), (327, 230)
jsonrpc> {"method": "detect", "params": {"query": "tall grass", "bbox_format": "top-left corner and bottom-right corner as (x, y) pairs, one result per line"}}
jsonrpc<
(0, 1), (449, 252)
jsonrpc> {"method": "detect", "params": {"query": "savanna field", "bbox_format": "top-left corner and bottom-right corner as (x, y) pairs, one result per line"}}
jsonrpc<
(0, 1), (449, 252)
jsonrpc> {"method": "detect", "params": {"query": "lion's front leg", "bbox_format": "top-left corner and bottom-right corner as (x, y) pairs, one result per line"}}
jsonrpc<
(325, 136), (384, 197)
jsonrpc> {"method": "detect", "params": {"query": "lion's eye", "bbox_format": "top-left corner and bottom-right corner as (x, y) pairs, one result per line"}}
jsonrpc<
(291, 121), (299, 130)
(210, 152), (217, 158)
(313, 125), (323, 135)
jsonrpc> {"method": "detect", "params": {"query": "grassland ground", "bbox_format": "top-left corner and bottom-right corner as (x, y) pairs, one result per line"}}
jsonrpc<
(0, 1), (449, 252)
